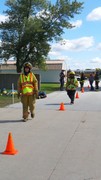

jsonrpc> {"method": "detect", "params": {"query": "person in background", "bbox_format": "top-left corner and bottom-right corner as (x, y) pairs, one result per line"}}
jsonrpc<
(17, 62), (38, 122)
(80, 72), (85, 91)
(59, 70), (65, 91)
(89, 73), (94, 91)
(94, 71), (100, 91)
(66, 71), (78, 104)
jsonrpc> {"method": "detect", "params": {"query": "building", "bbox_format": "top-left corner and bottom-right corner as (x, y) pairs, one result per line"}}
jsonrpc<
(0, 60), (66, 83)
(33, 60), (66, 83)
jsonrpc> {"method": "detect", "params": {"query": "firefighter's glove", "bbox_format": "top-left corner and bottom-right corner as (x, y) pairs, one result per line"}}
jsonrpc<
(34, 90), (38, 98)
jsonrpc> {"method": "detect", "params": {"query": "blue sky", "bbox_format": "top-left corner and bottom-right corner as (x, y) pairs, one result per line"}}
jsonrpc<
(0, 0), (101, 70)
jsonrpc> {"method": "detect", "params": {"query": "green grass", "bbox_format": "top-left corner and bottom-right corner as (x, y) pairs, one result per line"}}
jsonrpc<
(0, 95), (20, 108)
(40, 83), (60, 93)
(0, 83), (60, 107)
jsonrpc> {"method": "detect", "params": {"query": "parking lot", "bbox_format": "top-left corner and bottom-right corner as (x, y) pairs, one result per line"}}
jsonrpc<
(0, 81), (101, 180)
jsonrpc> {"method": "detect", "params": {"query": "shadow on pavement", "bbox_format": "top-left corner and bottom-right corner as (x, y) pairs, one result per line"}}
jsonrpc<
(0, 120), (23, 123)
(46, 103), (70, 106)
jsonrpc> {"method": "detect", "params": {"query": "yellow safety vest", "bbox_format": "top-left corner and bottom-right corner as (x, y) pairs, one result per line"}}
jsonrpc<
(66, 78), (78, 90)
(20, 72), (34, 95)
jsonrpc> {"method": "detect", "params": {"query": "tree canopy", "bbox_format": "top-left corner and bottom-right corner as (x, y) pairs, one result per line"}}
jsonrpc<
(0, 0), (83, 72)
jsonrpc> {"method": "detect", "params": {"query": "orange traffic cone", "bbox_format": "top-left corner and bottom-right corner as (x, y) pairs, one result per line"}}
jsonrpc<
(59, 102), (65, 111)
(2, 132), (18, 155)
(81, 87), (84, 93)
(75, 92), (79, 98)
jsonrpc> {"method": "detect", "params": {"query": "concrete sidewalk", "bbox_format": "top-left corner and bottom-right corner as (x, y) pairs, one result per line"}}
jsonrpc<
(0, 86), (101, 180)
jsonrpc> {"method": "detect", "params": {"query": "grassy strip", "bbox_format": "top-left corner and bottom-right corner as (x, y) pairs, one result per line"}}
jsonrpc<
(40, 83), (60, 94)
(0, 96), (20, 108)
(0, 83), (60, 107)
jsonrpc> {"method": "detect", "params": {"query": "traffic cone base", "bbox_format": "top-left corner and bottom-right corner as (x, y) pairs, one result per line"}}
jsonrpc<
(81, 88), (84, 93)
(2, 132), (18, 155)
(59, 102), (65, 111)
(2, 149), (18, 155)
(75, 92), (79, 98)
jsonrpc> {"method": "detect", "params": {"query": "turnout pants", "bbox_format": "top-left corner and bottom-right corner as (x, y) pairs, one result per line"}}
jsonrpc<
(95, 81), (99, 90)
(80, 82), (84, 90)
(21, 95), (36, 119)
(67, 90), (76, 103)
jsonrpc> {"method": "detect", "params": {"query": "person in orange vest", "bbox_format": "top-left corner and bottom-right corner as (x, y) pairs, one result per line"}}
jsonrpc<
(66, 71), (78, 104)
(17, 62), (38, 122)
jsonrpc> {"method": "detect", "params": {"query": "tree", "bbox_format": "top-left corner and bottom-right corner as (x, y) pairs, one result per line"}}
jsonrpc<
(0, 0), (83, 72)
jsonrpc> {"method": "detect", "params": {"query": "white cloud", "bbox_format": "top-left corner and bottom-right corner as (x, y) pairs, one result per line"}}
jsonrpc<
(97, 43), (101, 50)
(50, 36), (94, 52)
(90, 57), (101, 64)
(49, 37), (96, 70)
(71, 20), (82, 29)
(87, 7), (101, 21)
(0, 14), (7, 23)
(48, 50), (61, 56)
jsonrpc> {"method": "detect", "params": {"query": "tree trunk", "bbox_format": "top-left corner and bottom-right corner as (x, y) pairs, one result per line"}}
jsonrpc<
(16, 60), (22, 73)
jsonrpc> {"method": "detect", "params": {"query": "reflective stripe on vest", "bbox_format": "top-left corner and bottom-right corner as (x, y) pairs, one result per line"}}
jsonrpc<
(20, 73), (34, 95)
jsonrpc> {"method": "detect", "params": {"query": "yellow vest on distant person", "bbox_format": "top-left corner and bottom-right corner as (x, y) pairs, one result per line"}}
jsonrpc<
(20, 72), (34, 95)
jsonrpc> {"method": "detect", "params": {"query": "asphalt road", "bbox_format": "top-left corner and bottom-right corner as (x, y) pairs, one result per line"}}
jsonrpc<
(0, 81), (101, 180)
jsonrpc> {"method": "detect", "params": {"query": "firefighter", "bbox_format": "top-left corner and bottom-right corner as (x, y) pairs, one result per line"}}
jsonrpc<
(59, 70), (65, 91)
(17, 62), (38, 121)
(89, 73), (94, 91)
(94, 71), (100, 91)
(80, 72), (85, 91)
(66, 71), (78, 104)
